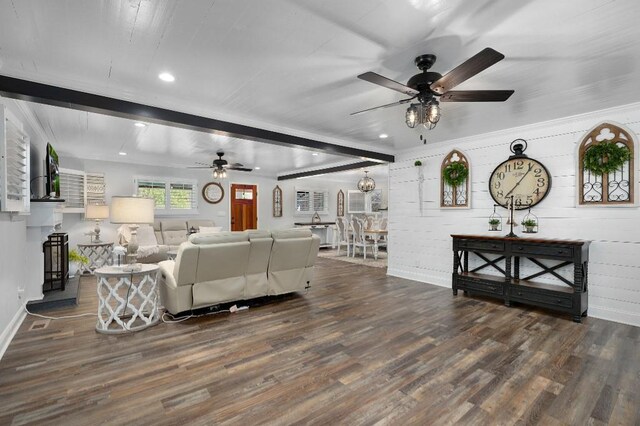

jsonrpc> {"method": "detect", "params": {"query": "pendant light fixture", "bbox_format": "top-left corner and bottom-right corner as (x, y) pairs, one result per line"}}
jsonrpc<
(357, 170), (376, 193)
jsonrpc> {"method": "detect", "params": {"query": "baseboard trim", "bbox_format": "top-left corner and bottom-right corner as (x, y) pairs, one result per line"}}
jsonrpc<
(0, 304), (26, 361)
(387, 268), (449, 289)
(589, 305), (640, 328)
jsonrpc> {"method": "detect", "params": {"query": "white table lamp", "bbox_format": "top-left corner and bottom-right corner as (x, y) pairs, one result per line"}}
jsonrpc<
(110, 196), (155, 271)
(85, 204), (110, 242)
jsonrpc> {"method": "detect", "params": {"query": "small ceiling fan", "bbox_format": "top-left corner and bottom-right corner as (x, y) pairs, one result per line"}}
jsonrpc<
(188, 151), (252, 178)
(351, 47), (514, 129)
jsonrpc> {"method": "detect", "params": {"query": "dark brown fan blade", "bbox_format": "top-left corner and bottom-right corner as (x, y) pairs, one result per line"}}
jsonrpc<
(357, 72), (419, 96)
(229, 162), (244, 167)
(187, 166), (213, 169)
(350, 97), (416, 116)
(439, 90), (514, 102)
(227, 167), (253, 172)
(430, 48), (505, 94)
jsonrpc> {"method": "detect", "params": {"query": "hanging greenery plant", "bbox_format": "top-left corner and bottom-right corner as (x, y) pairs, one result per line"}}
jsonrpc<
(583, 142), (630, 175)
(442, 162), (469, 187)
(414, 160), (423, 166)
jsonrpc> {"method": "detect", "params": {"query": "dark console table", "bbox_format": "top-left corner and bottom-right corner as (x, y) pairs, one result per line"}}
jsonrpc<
(451, 234), (590, 322)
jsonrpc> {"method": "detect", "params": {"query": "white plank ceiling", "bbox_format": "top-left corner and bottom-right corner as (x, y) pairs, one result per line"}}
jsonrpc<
(1, 0), (639, 171)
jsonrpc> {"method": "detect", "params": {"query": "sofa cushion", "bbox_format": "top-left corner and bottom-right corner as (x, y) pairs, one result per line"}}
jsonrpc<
(246, 230), (272, 239)
(199, 226), (222, 234)
(271, 228), (312, 239)
(186, 219), (215, 231)
(136, 224), (158, 246)
(161, 219), (188, 246)
(189, 231), (248, 245)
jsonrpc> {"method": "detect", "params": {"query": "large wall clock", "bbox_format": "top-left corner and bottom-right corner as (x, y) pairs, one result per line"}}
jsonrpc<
(489, 139), (551, 210)
(202, 182), (224, 204)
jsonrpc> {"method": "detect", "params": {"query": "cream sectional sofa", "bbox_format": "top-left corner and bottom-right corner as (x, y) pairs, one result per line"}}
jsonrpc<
(158, 229), (321, 314)
(119, 219), (215, 263)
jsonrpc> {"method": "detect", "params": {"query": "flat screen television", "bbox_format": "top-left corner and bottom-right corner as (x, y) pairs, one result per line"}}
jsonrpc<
(45, 143), (60, 198)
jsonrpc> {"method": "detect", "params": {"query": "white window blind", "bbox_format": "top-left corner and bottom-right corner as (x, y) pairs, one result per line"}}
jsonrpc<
(295, 190), (310, 213)
(295, 188), (328, 215)
(86, 173), (105, 205)
(136, 179), (166, 208)
(0, 107), (30, 213)
(59, 169), (85, 209)
(170, 182), (197, 209)
(313, 191), (327, 212)
(347, 190), (366, 213)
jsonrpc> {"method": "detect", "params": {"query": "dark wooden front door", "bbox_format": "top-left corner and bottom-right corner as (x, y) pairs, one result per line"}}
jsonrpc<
(231, 184), (257, 231)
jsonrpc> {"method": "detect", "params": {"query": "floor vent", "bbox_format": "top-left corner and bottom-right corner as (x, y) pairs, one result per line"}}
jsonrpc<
(29, 319), (50, 331)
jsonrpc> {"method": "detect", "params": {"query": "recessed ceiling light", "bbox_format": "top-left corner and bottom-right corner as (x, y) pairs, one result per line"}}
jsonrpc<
(118, 151), (127, 156)
(158, 72), (175, 82)
(312, 153), (319, 156)
(379, 133), (389, 139)
(134, 122), (147, 128)
(255, 167), (261, 170)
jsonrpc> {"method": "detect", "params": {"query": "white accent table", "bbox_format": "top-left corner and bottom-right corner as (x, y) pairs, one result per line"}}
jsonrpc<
(78, 242), (114, 274)
(95, 264), (160, 334)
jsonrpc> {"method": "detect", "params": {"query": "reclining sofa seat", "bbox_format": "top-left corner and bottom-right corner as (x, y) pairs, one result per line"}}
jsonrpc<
(119, 219), (215, 263)
(158, 229), (320, 315)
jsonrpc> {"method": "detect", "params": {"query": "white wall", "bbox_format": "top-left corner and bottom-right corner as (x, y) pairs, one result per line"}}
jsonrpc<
(0, 99), (48, 358)
(388, 102), (640, 327)
(58, 158), (383, 250)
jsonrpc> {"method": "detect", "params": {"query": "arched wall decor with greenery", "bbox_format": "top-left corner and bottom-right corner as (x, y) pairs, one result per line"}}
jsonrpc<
(579, 123), (635, 205)
(440, 149), (470, 208)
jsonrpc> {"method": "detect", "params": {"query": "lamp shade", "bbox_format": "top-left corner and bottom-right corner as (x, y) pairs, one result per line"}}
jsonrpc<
(85, 204), (110, 220)
(110, 196), (155, 224)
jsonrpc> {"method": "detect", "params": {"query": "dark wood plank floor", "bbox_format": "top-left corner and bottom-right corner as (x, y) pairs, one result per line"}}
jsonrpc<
(1, 258), (639, 425)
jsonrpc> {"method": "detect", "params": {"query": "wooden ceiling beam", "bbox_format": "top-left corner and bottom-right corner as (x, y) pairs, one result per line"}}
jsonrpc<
(277, 161), (381, 180)
(0, 75), (394, 163)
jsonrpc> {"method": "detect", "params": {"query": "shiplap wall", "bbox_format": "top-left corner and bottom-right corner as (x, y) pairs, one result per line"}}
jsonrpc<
(388, 102), (640, 327)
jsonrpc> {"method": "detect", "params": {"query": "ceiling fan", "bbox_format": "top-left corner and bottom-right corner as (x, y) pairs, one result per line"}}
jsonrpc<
(351, 47), (514, 129)
(188, 151), (252, 178)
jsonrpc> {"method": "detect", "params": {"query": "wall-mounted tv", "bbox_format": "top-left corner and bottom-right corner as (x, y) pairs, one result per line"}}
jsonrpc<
(45, 143), (60, 198)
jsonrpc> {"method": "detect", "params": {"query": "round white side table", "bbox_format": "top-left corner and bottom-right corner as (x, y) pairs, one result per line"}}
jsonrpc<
(95, 264), (160, 334)
(78, 242), (114, 274)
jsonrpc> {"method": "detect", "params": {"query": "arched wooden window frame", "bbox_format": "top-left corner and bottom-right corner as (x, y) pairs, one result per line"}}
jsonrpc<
(578, 123), (635, 205)
(440, 149), (470, 208)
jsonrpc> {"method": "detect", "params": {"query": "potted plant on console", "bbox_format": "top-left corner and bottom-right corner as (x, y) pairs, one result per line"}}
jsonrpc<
(521, 218), (538, 233)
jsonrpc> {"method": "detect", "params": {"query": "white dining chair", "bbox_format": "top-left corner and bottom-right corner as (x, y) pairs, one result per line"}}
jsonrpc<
(335, 217), (351, 257)
(351, 217), (374, 259)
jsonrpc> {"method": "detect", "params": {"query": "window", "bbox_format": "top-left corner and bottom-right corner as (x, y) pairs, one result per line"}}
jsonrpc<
(347, 189), (382, 213)
(135, 177), (198, 214)
(441, 149), (470, 208)
(170, 182), (197, 209)
(136, 179), (166, 208)
(295, 188), (329, 215)
(578, 123), (635, 205)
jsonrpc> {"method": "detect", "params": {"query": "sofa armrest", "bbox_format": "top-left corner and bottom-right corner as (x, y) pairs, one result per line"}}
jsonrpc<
(158, 260), (178, 288)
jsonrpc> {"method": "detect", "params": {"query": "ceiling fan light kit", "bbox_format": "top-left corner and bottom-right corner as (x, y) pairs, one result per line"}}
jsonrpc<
(188, 151), (252, 179)
(353, 47), (514, 133)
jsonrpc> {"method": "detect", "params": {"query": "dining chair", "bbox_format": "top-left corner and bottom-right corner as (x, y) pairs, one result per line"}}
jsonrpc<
(351, 217), (374, 259)
(335, 217), (350, 257)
